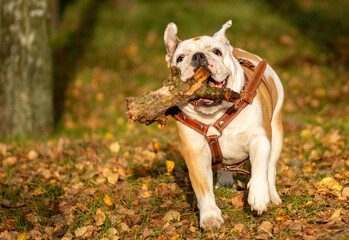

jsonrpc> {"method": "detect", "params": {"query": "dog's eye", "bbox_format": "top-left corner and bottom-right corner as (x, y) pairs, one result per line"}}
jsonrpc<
(213, 48), (222, 56)
(176, 55), (184, 63)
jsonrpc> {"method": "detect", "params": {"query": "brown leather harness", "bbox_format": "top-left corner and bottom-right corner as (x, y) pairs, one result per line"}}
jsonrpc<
(172, 58), (269, 175)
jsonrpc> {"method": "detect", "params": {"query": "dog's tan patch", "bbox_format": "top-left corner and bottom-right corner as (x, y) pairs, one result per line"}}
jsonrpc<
(193, 36), (201, 41)
(233, 48), (261, 63)
(256, 82), (273, 141)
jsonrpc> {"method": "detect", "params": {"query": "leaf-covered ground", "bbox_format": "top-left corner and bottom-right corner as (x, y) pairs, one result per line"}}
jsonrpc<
(1, 0), (349, 239)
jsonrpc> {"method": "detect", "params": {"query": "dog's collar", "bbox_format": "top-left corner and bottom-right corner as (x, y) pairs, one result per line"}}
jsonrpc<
(172, 58), (268, 174)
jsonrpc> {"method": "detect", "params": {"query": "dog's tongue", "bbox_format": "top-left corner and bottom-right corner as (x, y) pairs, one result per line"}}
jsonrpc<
(197, 99), (214, 104)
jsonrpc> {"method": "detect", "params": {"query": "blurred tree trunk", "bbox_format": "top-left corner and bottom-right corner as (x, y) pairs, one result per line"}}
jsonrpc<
(51, 0), (60, 28)
(0, 0), (53, 138)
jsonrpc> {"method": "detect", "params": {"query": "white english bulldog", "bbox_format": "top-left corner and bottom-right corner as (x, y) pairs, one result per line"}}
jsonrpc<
(164, 21), (284, 229)
(164, 20), (284, 230)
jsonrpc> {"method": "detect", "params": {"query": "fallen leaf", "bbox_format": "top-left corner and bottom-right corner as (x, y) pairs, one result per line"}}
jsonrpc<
(74, 226), (89, 237)
(104, 132), (114, 140)
(29, 230), (42, 239)
(166, 160), (175, 173)
(0, 143), (7, 155)
(27, 150), (38, 160)
(342, 187), (349, 198)
(300, 129), (311, 138)
(254, 233), (269, 240)
(109, 142), (120, 153)
(156, 183), (169, 197)
(153, 141), (160, 153)
(230, 193), (244, 208)
(119, 222), (130, 232)
(94, 208), (106, 226)
(277, 215), (291, 221)
(3, 156), (17, 166)
(324, 130), (341, 144)
(231, 223), (248, 235)
(138, 190), (151, 199)
(107, 227), (118, 236)
(258, 221), (273, 233)
(17, 232), (30, 240)
(329, 209), (341, 221)
(289, 222), (302, 233)
(317, 177), (343, 191)
(102, 168), (119, 184)
(103, 194), (113, 206)
(163, 210), (180, 222)
(32, 187), (46, 196)
(189, 226), (198, 233)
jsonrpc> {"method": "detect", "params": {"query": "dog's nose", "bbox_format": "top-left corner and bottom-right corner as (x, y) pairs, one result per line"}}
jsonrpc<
(191, 52), (207, 65)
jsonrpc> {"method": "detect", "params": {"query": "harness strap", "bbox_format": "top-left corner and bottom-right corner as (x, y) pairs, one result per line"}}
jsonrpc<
(173, 58), (268, 174)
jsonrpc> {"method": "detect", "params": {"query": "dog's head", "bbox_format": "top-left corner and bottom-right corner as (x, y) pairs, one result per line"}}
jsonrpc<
(164, 20), (243, 115)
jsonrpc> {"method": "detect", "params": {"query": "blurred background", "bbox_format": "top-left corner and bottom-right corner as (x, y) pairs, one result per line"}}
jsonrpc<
(1, 0), (348, 140)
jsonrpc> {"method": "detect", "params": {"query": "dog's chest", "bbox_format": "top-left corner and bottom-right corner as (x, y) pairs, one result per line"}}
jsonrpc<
(217, 126), (250, 164)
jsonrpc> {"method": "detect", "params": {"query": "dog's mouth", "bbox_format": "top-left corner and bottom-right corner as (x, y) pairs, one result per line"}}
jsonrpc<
(191, 75), (228, 108)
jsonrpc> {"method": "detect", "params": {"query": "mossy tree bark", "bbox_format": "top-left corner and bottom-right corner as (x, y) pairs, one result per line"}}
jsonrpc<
(0, 0), (53, 138)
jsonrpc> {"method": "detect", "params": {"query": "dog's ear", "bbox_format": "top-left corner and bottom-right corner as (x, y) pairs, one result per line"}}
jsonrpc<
(164, 22), (181, 65)
(213, 20), (232, 47)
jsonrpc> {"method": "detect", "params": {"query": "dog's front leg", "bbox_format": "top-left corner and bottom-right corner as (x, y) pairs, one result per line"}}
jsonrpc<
(177, 123), (224, 230)
(247, 135), (271, 214)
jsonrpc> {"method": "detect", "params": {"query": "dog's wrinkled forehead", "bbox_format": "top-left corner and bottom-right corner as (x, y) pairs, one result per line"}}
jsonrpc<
(176, 36), (228, 54)
(164, 20), (233, 65)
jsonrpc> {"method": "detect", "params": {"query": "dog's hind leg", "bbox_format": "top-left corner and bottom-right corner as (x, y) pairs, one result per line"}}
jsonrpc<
(247, 135), (271, 214)
(268, 109), (283, 205)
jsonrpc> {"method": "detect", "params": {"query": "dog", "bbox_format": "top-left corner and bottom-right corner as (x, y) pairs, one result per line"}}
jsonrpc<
(164, 20), (284, 230)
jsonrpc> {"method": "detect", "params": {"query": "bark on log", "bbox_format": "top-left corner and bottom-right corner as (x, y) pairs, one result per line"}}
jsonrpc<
(126, 66), (240, 126)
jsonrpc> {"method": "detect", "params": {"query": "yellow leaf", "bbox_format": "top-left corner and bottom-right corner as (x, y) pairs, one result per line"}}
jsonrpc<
(171, 234), (180, 240)
(153, 141), (160, 153)
(317, 177), (343, 191)
(140, 190), (152, 198)
(189, 226), (198, 232)
(104, 132), (114, 140)
(329, 209), (341, 221)
(103, 194), (113, 206)
(17, 232), (29, 240)
(276, 215), (291, 221)
(304, 167), (312, 172)
(300, 129), (311, 138)
(33, 187), (46, 196)
(166, 160), (175, 173)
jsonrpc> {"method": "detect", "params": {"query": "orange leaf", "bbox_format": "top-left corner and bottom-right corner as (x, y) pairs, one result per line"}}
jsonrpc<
(103, 194), (113, 206)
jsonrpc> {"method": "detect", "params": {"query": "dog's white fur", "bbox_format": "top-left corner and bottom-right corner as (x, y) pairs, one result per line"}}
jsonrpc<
(164, 20), (284, 230)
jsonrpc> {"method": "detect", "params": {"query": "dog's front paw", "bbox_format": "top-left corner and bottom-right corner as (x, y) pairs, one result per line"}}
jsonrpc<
(200, 206), (224, 230)
(248, 180), (270, 214)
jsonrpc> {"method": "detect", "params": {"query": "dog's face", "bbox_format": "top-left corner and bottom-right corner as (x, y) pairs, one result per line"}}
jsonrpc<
(164, 20), (241, 114)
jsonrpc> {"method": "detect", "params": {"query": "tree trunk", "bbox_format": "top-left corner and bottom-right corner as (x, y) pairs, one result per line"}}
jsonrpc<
(0, 0), (53, 138)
